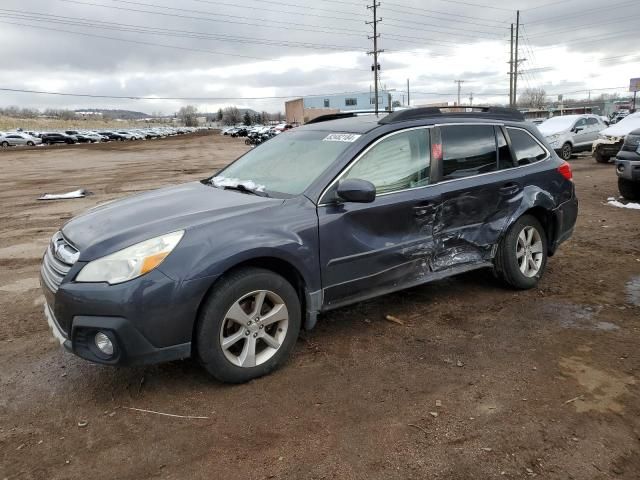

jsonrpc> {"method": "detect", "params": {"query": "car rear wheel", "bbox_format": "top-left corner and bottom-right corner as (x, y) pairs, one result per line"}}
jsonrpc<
(196, 267), (301, 383)
(494, 214), (547, 289)
(27, 141), (34, 146)
(594, 149), (610, 163)
(560, 142), (572, 161)
(618, 178), (640, 201)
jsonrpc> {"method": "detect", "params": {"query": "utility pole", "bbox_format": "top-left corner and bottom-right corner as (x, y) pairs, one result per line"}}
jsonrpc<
(407, 78), (410, 106)
(366, 2), (383, 116)
(454, 80), (466, 106)
(469, 92), (474, 106)
(513, 10), (520, 107)
(509, 23), (514, 107)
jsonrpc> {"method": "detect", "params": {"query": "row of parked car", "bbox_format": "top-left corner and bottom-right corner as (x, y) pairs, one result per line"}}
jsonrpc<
(0, 126), (207, 147)
(221, 123), (294, 145)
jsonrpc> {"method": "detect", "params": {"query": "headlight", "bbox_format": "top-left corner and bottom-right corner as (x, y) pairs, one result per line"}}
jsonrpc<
(547, 134), (560, 142)
(76, 230), (184, 284)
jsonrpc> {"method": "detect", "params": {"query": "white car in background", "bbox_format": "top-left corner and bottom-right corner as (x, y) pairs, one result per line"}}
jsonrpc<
(592, 112), (640, 163)
(538, 114), (607, 160)
(0, 132), (42, 147)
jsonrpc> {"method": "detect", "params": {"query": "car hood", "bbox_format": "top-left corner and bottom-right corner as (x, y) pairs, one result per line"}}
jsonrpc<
(538, 125), (568, 136)
(601, 113), (640, 137)
(62, 181), (282, 260)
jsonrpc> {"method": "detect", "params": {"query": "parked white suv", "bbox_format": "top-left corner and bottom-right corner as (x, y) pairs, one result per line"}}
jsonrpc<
(539, 114), (606, 160)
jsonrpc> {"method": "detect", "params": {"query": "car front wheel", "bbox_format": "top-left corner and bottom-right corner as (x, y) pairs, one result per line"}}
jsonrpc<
(594, 149), (610, 163)
(560, 142), (572, 161)
(196, 267), (301, 383)
(494, 214), (548, 289)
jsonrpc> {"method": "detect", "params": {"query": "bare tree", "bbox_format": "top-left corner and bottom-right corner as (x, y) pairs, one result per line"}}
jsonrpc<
(222, 106), (242, 125)
(517, 88), (547, 109)
(177, 105), (199, 126)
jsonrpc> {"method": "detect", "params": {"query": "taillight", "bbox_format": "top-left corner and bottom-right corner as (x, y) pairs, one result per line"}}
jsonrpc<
(557, 161), (573, 181)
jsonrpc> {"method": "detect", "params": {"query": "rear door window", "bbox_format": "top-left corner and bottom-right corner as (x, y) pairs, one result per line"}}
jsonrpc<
(440, 125), (497, 180)
(507, 128), (547, 165)
(496, 127), (515, 170)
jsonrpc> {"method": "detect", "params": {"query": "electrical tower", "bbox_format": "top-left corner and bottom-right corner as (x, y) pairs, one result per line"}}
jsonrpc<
(454, 80), (466, 106)
(366, 2), (383, 115)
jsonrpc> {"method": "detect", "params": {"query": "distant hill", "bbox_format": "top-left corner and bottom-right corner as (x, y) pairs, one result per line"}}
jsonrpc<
(74, 109), (150, 120)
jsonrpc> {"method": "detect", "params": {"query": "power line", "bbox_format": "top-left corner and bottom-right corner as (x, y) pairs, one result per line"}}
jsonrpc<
(383, 1), (510, 25)
(0, 10), (365, 51)
(0, 20), (272, 60)
(191, 0), (362, 22)
(525, 13), (640, 38)
(526, 0), (637, 25)
(60, 0), (367, 37)
(0, 87), (389, 100)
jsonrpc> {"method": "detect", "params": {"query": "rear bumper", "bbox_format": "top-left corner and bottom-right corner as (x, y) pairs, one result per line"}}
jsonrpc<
(550, 196), (578, 254)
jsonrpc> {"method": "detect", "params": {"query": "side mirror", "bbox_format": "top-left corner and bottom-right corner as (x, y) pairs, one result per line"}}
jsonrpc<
(573, 126), (583, 133)
(336, 178), (376, 203)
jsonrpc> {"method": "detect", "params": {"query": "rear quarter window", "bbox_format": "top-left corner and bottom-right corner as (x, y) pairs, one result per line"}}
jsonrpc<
(507, 128), (547, 166)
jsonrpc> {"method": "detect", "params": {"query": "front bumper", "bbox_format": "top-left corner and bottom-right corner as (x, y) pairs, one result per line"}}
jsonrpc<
(615, 156), (640, 181)
(592, 139), (623, 157)
(40, 267), (215, 366)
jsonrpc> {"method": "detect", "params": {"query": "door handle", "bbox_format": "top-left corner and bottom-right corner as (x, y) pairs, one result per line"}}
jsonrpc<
(499, 183), (521, 196)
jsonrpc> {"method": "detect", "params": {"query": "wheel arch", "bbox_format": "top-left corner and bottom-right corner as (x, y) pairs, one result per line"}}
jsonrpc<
(502, 188), (559, 256)
(191, 255), (313, 354)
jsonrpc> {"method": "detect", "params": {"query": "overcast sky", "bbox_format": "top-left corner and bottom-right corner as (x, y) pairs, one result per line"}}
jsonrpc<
(0, 0), (638, 114)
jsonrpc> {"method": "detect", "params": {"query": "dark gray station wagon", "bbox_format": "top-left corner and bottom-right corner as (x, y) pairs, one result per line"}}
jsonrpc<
(41, 107), (578, 383)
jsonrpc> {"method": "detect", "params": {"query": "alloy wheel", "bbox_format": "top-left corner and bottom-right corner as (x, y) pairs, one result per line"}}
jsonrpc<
(219, 290), (289, 368)
(516, 226), (543, 277)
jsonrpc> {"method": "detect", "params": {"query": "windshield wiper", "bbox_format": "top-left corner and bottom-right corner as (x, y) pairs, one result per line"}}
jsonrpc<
(221, 184), (269, 197)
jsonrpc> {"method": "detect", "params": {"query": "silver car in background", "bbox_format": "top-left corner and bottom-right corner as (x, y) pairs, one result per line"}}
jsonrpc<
(538, 114), (606, 160)
(0, 132), (42, 147)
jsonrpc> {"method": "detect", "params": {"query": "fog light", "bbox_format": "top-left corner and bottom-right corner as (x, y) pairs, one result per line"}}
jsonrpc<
(94, 332), (114, 356)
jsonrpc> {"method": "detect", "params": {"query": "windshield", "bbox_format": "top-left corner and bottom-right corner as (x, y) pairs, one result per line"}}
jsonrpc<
(539, 116), (577, 133)
(211, 129), (356, 196)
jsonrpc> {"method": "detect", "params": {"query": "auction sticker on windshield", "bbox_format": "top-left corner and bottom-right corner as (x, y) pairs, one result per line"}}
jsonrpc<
(323, 133), (361, 142)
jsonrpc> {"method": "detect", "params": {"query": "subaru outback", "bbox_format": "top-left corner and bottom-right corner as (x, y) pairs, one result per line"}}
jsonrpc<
(41, 107), (578, 383)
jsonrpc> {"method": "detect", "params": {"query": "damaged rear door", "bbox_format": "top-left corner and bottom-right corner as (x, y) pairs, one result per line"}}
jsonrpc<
(431, 124), (521, 271)
(318, 127), (440, 307)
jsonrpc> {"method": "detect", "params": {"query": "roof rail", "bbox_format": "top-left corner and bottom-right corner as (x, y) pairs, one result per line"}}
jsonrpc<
(305, 110), (379, 124)
(378, 106), (525, 124)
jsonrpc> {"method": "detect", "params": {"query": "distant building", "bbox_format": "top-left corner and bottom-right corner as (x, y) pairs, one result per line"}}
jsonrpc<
(285, 91), (392, 124)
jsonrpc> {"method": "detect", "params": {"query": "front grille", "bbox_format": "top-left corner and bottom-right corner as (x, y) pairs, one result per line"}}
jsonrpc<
(41, 232), (79, 293)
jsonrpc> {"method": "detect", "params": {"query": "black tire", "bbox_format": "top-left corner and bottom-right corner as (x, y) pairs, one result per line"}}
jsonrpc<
(494, 214), (548, 290)
(594, 149), (610, 163)
(618, 178), (640, 201)
(560, 142), (572, 161)
(196, 267), (301, 383)
(1, 141), (9, 147)
(27, 141), (34, 146)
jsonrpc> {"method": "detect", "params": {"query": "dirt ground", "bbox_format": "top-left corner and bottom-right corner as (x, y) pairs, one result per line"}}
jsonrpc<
(1, 131), (639, 480)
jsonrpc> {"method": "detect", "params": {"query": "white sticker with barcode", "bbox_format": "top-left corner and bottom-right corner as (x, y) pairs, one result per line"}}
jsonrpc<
(322, 133), (361, 142)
